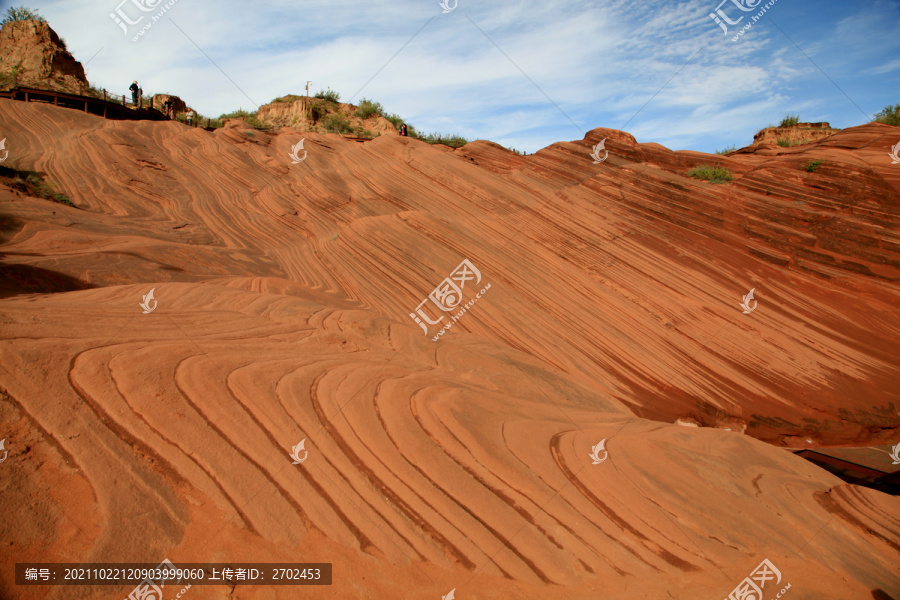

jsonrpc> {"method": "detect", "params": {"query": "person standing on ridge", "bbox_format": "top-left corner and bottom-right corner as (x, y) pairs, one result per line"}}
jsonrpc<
(186, 109), (194, 126)
(399, 124), (408, 137)
(129, 81), (139, 106)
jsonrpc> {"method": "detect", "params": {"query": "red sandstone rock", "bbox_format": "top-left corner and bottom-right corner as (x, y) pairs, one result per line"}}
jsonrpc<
(1, 97), (898, 600)
(0, 19), (87, 94)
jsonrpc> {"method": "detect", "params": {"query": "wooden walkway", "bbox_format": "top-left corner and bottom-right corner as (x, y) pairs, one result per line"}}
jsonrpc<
(0, 87), (168, 121)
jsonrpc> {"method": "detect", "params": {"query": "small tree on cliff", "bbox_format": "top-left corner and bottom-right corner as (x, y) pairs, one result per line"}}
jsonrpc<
(873, 104), (900, 127)
(1, 6), (46, 26)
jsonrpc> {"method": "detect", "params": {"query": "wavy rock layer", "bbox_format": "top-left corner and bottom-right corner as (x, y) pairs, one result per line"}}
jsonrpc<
(1, 99), (899, 599)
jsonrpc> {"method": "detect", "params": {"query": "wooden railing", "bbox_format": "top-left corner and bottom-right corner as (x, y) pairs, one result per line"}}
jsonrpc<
(0, 86), (167, 121)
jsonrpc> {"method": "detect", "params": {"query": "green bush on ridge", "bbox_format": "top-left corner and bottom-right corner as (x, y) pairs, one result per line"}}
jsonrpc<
(873, 104), (900, 126)
(314, 88), (341, 103)
(778, 114), (800, 127)
(322, 112), (353, 134)
(218, 108), (266, 130)
(686, 165), (734, 184)
(355, 98), (383, 120)
(2, 5), (45, 26)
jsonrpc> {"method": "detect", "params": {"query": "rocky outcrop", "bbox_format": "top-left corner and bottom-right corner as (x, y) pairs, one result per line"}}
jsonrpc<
(151, 93), (188, 114)
(752, 122), (841, 147)
(255, 95), (399, 134)
(0, 19), (87, 93)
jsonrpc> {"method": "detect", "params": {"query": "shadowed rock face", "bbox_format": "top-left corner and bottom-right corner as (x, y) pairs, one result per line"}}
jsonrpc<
(0, 20), (88, 93)
(0, 99), (898, 600)
(152, 94), (188, 115)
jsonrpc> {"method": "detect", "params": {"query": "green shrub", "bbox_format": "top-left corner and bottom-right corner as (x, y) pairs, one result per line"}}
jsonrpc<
(421, 132), (469, 148)
(272, 94), (303, 104)
(322, 112), (353, 134)
(778, 114), (800, 127)
(383, 113), (404, 128)
(804, 159), (823, 172)
(873, 103), (900, 126)
(217, 108), (266, 130)
(379, 111), (423, 137)
(715, 145), (737, 155)
(2, 6), (45, 26)
(85, 84), (105, 98)
(246, 115), (267, 129)
(219, 108), (254, 120)
(686, 165), (734, 184)
(306, 100), (328, 123)
(314, 88), (341, 103)
(0, 65), (22, 89)
(5, 170), (76, 206)
(355, 98), (383, 120)
(777, 138), (810, 147)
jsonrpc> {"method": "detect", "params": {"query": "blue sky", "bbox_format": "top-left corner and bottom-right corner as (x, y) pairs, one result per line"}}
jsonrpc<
(16, 0), (900, 153)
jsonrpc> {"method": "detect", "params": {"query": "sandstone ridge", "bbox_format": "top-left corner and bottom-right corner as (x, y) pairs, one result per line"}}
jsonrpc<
(0, 18), (87, 93)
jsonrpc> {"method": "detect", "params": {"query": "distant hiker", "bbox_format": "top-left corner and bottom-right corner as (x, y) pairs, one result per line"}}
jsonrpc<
(399, 124), (408, 137)
(129, 81), (139, 105)
(186, 109), (194, 126)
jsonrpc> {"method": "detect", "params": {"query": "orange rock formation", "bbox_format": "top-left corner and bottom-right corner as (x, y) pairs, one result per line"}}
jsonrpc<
(0, 19), (88, 94)
(750, 121), (842, 147)
(256, 95), (398, 134)
(0, 94), (899, 600)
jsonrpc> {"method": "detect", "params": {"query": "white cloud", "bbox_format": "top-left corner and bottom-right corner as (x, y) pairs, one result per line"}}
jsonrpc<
(35, 0), (900, 153)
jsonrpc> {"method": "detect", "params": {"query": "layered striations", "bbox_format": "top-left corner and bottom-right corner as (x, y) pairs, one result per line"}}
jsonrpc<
(1, 98), (899, 599)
